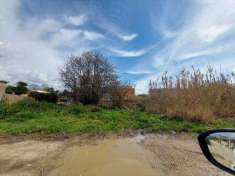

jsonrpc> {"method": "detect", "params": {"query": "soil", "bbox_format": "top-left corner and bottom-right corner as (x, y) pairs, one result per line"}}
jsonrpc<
(0, 133), (229, 176)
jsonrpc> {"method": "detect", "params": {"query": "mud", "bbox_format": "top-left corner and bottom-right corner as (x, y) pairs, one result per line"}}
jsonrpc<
(0, 134), (229, 176)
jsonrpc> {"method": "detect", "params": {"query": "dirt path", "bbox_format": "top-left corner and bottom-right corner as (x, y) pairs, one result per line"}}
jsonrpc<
(0, 133), (229, 176)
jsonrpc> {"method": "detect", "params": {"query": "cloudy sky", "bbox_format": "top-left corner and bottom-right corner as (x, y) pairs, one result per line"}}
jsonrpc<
(0, 0), (235, 94)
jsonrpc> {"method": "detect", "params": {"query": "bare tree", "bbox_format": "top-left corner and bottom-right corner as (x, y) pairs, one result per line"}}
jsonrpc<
(60, 52), (118, 104)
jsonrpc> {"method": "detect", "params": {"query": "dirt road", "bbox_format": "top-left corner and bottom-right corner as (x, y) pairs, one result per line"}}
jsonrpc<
(0, 133), (229, 176)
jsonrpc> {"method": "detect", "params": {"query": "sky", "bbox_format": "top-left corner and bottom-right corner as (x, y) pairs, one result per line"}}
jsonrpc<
(0, 0), (235, 94)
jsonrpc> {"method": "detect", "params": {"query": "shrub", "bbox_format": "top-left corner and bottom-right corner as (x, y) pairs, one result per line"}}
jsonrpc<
(0, 80), (8, 84)
(5, 86), (16, 94)
(146, 67), (235, 122)
(29, 91), (58, 103)
(66, 104), (87, 114)
(14, 85), (28, 95)
(5, 81), (28, 95)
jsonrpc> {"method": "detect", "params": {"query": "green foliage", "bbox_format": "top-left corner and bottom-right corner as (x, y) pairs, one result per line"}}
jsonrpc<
(5, 81), (28, 95)
(14, 85), (28, 95)
(29, 91), (58, 103)
(5, 86), (16, 94)
(0, 99), (234, 135)
(44, 87), (56, 93)
(0, 80), (8, 84)
(17, 81), (27, 87)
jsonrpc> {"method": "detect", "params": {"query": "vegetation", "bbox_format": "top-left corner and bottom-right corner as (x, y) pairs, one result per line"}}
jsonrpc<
(60, 52), (118, 105)
(28, 91), (58, 103)
(5, 81), (28, 95)
(0, 80), (8, 84)
(0, 98), (234, 135)
(146, 67), (235, 122)
(2, 54), (235, 136)
(110, 84), (134, 107)
(5, 85), (16, 94)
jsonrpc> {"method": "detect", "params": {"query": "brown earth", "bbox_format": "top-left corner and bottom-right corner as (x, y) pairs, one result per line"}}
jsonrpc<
(0, 133), (229, 176)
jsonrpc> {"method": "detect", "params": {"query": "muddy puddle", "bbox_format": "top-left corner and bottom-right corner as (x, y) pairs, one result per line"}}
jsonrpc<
(0, 134), (228, 176)
(57, 135), (158, 176)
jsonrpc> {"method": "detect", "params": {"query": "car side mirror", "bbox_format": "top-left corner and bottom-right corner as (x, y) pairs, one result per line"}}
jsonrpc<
(198, 129), (235, 175)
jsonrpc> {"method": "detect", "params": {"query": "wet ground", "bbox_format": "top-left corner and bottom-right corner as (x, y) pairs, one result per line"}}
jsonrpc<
(0, 133), (229, 176)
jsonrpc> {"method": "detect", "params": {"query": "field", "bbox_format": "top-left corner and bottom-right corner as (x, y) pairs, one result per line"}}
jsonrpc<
(0, 99), (234, 135)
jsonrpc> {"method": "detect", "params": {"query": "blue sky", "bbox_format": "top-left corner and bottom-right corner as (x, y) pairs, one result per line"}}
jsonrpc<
(0, 0), (235, 94)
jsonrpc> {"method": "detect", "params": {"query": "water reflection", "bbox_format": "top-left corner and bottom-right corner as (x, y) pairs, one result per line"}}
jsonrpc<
(207, 132), (235, 170)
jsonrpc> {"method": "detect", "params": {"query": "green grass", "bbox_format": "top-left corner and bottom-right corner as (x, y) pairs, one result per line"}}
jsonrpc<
(0, 99), (234, 135)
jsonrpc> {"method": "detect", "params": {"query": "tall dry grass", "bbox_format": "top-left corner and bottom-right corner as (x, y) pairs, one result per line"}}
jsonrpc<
(146, 67), (235, 122)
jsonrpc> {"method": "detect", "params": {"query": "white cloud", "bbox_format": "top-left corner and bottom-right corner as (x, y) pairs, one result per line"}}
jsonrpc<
(125, 70), (154, 75)
(35, 18), (63, 33)
(108, 44), (156, 58)
(161, 29), (177, 39)
(117, 33), (138, 41)
(81, 31), (104, 40)
(0, 0), (106, 88)
(50, 29), (80, 46)
(0, 0), (63, 86)
(94, 16), (138, 42)
(187, 0), (235, 43)
(108, 48), (148, 57)
(152, 0), (235, 68)
(1, 0), (235, 94)
(197, 25), (232, 43)
(50, 29), (104, 48)
(66, 14), (88, 26)
(58, 29), (80, 41)
(178, 46), (226, 61)
(133, 0), (235, 94)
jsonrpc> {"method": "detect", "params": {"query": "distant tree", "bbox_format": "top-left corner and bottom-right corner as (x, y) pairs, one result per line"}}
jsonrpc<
(29, 91), (58, 103)
(58, 89), (72, 99)
(60, 52), (118, 104)
(17, 81), (27, 87)
(14, 81), (28, 95)
(5, 81), (28, 95)
(44, 87), (55, 93)
(5, 86), (16, 94)
(0, 80), (8, 84)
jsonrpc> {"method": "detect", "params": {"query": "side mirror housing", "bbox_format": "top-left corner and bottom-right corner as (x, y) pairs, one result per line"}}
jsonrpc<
(198, 129), (235, 175)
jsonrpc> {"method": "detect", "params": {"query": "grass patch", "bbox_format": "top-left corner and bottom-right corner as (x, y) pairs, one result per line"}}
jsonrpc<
(0, 99), (234, 135)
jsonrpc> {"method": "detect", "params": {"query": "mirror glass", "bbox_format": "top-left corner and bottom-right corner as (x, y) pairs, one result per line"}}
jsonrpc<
(206, 132), (235, 171)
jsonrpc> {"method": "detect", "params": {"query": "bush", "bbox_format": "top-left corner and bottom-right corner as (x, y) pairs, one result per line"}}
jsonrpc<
(0, 80), (8, 84)
(29, 91), (58, 103)
(14, 85), (28, 95)
(12, 98), (60, 112)
(5, 86), (16, 94)
(146, 67), (235, 122)
(5, 81), (28, 95)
